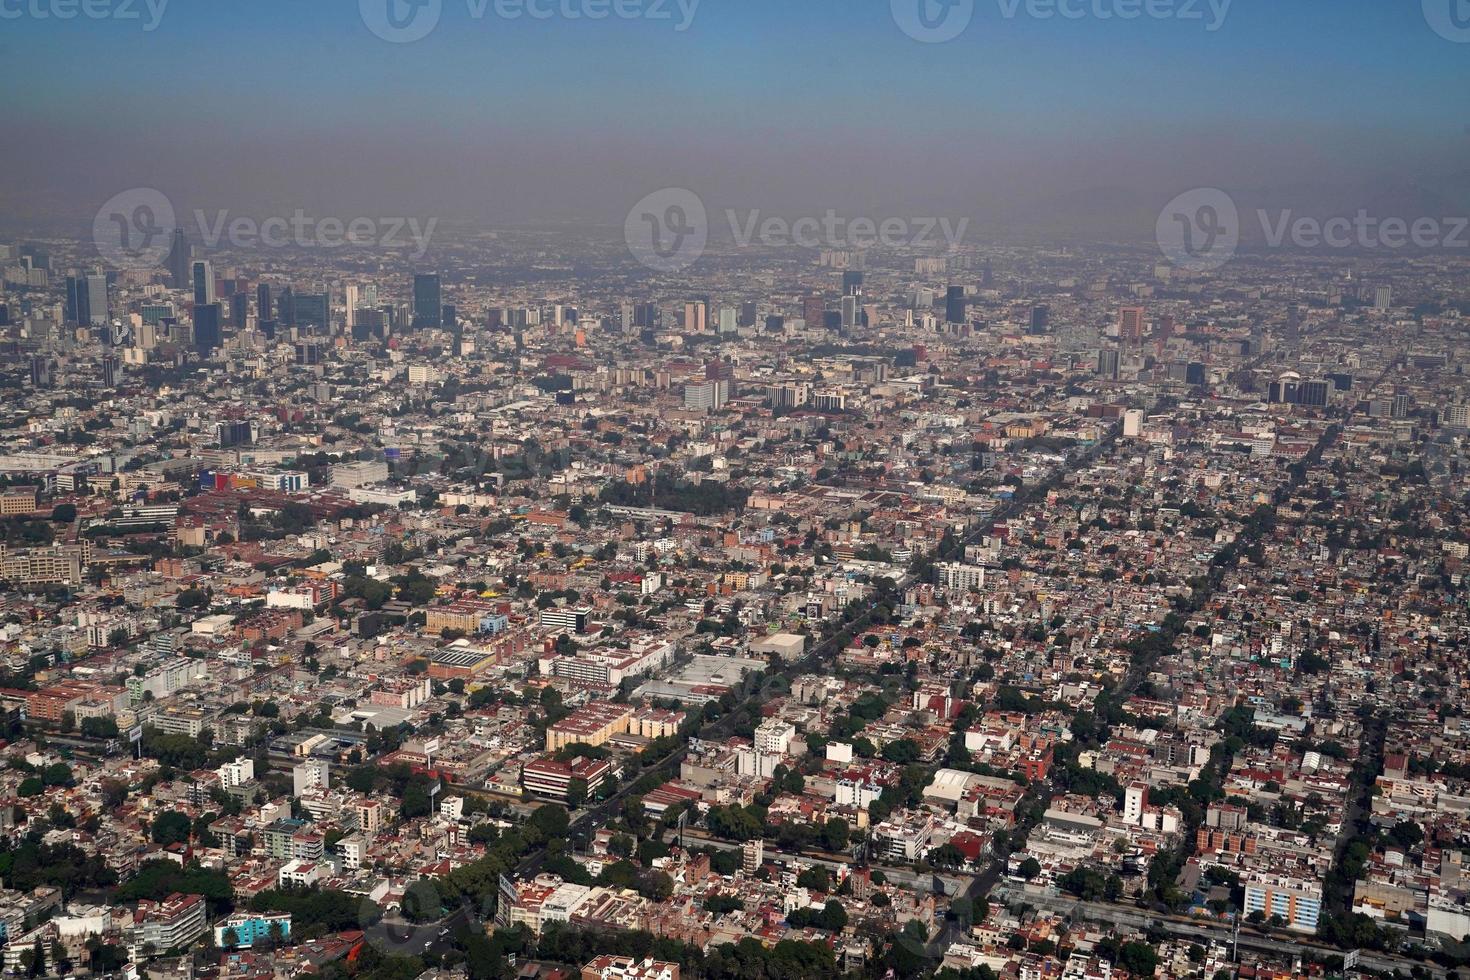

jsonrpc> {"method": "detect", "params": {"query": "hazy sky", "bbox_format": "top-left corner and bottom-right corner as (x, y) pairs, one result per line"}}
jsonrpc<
(2, 0), (1467, 239)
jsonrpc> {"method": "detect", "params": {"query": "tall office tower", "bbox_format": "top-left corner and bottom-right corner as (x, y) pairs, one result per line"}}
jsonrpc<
(683, 379), (729, 411)
(631, 302), (657, 328)
(0, 303), (8, 326)
(442, 304), (457, 332)
(191, 261), (215, 306)
(230, 292), (248, 328)
(982, 258), (994, 286)
(101, 356), (120, 389)
(840, 295), (859, 332)
(256, 283), (272, 324)
(945, 285), (966, 324)
(718, 307), (738, 334)
(684, 301), (707, 333)
(1096, 348), (1121, 379)
(166, 228), (191, 289)
(277, 286), (296, 328)
(1118, 306), (1145, 342)
(344, 285), (359, 329)
(295, 292), (329, 331)
(412, 273), (441, 329)
(842, 270), (864, 296)
(85, 274), (109, 326)
(65, 275), (84, 325)
(739, 301), (758, 328)
(1029, 305), (1050, 334)
(1375, 286), (1392, 311)
(802, 294), (825, 329)
(194, 303), (222, 355)
(30, 356), (52, 388)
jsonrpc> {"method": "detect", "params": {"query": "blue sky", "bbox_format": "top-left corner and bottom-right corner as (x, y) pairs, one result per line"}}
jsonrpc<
(2, 0), (1467, 234)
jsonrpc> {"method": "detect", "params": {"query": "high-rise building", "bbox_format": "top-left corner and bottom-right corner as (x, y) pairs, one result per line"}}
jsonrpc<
(295, 292), (329, 330)
(1119, 306), (1145, 342)
(412, 273), (442, 329)
(717, 307), (738, 334)
(344, 285), (359, 329)
(167, 229), (191, 289)
(684, 379), (728, 411)
(840, 295), (859, 332)
(945, 286), (965, 324)
(191, 261), (215, 306)
(256, 283), (272, 324)
(739, 301), (757, 328)
(277, 286), (296, 328)
(1096, 349), (1121, 379)
(842, 270), (864, 296)
(683, 301), (706, 333)
(101, 356), (120, 389)
(1029, 305), (1050, 334)
(802, 294), (825, 329)
(1374, 286), (1392, 311)
(30, 356), (52, 388)
(230, 292), (249, 328)
(194, 303), (222, 355)
(65, 275), (84, 325)
(84, 273), (109, 327)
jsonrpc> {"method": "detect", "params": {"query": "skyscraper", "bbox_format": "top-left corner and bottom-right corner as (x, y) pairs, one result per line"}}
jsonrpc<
(684, 301), (707, 333)
(85, 274), (109, 326)
(65, 276), (84, 325)
(842, 270), (864, 296)
(195, 303), (222, 355)
(192, 261), (215, 306)
(802, 294), (825, 329)
(1029, 305), (1050, 334)
(344, 285), (359, 329)
(166, 229), (191, 289)
(277, 286), (296, 328)
(1119, 306), (1145, 343)
(413, 273), (442, 329)
(101, 356), (120, 389)
(945, 286), (966, 325)
(257, 283), (272, 324)
(230, 292), (249, 328)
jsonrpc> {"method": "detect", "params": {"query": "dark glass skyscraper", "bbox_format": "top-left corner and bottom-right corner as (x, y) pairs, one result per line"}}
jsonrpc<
(413, 273), (442, 329)
(195, 303), (222, 355)
(257, 283), (272, 324)
(945, 286), (966, 325)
